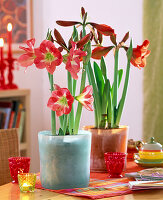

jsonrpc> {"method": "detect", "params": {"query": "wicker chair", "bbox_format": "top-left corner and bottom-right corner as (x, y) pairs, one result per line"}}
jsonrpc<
(0, 128), (19, 185)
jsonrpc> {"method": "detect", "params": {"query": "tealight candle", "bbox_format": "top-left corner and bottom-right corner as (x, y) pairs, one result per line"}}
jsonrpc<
(18, 173), (36, 193)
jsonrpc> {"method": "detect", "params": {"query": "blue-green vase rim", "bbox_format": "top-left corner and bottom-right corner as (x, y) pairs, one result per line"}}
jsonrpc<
(38, 130), (91, 138)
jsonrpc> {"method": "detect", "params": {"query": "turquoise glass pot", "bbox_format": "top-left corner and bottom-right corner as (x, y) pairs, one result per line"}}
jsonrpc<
(38, 130), (91, 190)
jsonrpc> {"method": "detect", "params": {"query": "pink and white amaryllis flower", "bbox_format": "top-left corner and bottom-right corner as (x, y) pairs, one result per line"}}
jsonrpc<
(75, 85), (94, 111)
(65, 41), (87, 80)
(34, 40), (63, 74)
(18, 38), (36, 67)
(47, 87), (74, 117)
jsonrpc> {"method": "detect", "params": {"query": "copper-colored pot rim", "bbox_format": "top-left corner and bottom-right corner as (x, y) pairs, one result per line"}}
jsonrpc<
(83, 125), (129, 131)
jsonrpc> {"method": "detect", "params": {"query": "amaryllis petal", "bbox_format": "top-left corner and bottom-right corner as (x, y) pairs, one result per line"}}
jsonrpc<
(75, 85), (94, 111)
(18, 54), (35, 67)
(26, 38), (35, 49)
(34, 40), (63, 74)
(92, 46), (114, 59)
(47, 88), (74, 117)
(65, 41), (87, 79)
(56, 20), (80, 27)
(130, 39), (150, 68)
(90, 23), (114, 36)
(18, 38), (36, 67)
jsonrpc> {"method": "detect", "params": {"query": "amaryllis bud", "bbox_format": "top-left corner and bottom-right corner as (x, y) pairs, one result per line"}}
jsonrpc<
(92, 46), (114, 59)
(97, 31), (103, 44)
(81, 7), (86, 19)
(77, 33), (91, 48)
(54, 29), (67, 48)
(90, 22), (114, 36)
(110, 33), (117, 46)
(68, 36), (73, 50)
(90, 31), (94, 41)
(121, 32), (129, 44)
(58, 47), (63, 52)
(56, 20), (80, 27)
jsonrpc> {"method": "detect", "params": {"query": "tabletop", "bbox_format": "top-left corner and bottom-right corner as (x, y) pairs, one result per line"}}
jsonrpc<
(1, 182), (163, 200)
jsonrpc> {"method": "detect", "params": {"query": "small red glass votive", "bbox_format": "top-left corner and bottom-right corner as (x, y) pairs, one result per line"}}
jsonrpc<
(8, 157), (30, 183)
(104, 152), (126, 178)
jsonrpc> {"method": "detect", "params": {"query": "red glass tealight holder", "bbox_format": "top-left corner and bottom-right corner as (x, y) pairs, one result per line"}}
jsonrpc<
(104, 152), (126, 178)
(8, 157), (30, 183)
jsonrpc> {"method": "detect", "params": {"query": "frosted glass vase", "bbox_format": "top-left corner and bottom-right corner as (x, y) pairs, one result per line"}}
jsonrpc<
(38, 130), (91, 190)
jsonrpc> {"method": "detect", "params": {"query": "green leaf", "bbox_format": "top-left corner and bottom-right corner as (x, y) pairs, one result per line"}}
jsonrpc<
(118, 69), (123, 88)
(94, 62), (104, 103)
(127, 39), (133, 60)
(59, 128), (64, 136)
(112, 49), (119, 127)
(111, 69), (123, 98)
(100, 57), (107, 81)
(83, 41), (91, 64)
(72, 26), (78, 42)
(115, 54), (131, 127)
(86, 61), (102, 128)
(101, 80), (110, 114)
(107, 82), (113, 128)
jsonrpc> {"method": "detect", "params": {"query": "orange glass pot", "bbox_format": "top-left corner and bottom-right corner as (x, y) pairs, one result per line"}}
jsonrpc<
(83, 125), (128, 172)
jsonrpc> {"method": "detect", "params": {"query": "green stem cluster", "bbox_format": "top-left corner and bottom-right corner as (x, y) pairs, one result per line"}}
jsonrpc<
(86, 40), (133, 129)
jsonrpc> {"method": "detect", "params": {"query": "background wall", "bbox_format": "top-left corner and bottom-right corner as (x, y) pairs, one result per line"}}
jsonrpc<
(15, 0), (143, 172)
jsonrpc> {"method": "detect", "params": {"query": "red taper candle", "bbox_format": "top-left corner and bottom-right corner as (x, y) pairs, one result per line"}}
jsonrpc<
(7, 23), (12, 59)
(0, 38), (4, 63)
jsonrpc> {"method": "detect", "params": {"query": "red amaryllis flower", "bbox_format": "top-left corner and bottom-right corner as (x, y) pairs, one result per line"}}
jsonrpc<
(65, 41), (87, 80)
(75, 85), (94, 111)
(18, 38), (36, 67)
(92, 46), (114, 59)
(34, 40), (63, 74)
(47, 88), (74, 117)
(131, 40), (151, 68)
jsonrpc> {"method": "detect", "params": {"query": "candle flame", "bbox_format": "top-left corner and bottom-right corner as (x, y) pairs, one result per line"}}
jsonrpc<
(0, 38), (4, 47)
(7, 23), (12, 31)
(23, 183), (30, 187)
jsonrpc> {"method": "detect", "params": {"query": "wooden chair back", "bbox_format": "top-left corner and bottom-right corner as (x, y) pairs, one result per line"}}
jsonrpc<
(0, 128), (19, 185)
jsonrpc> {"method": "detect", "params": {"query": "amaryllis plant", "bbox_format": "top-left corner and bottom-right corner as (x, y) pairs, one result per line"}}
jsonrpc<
(18, 16), (94, 135)
(56, 7), (151, 129)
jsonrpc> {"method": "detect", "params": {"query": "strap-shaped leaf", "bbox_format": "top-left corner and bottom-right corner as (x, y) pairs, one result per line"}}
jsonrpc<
(86, 61), (101, 127)
(106, 79), (112, 127)
(100, 57), (107, 81)
(102, 79), (110, 114)
(94, 62), (104, 103)
(59, 128), (64, 136)
(111, 69), (123, 97)
(118, 69), (123, 88)
(112, 49), (119, 126)
(72, 26), (79, 42)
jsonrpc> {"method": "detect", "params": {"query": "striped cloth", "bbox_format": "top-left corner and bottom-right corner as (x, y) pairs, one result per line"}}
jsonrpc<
(35, 161), (142, 199)
(35, 177), (132, 199)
